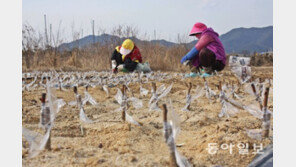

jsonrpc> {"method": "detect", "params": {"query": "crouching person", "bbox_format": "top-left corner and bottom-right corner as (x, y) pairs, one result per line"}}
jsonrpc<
(111, 39), (142, 73)
(181, 22), (226, 77)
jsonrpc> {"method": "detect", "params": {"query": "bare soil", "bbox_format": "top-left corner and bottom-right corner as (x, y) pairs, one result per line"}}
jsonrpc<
(22, 67), (273, 167)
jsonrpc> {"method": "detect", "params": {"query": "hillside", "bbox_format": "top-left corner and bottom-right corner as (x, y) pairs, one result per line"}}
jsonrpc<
(58, 26), (273, 54)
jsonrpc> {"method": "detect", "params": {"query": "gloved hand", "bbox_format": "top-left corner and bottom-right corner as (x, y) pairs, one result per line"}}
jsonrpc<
(117, 64), (124, 71)
(180, 46), (199, 64)
(112, 68), (118, 73)
(111, 60), (117, 69)
(181, 56), (188, 64)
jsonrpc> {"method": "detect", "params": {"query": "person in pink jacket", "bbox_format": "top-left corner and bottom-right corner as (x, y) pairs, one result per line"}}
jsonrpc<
(181, 22), (226, 77)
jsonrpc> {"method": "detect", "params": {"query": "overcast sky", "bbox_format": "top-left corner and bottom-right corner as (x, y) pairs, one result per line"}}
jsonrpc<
(23, 0), (273, 43)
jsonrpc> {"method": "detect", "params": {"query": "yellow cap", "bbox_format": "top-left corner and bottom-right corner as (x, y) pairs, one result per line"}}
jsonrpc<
(122, 39), (134, 50)
(120, 39), (134, 56)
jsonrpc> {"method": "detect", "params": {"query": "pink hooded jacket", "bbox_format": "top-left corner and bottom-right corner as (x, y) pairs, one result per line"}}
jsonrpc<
(191, 28), (226, 67)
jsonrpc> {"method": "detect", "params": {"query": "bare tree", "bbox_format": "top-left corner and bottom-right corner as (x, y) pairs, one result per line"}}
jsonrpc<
(51, 21), (64, 68)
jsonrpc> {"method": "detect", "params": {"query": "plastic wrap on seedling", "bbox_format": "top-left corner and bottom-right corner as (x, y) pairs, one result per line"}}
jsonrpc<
(182, 87), (205, 111)
(203, 80), (216, 100)
(22, 127), (51, 158)
(140, 86), (149, 97)
(83, 91), (97, 106)
(46, 82), (64, 125)
(168, 100), (180, 139)
(149, 101), (161, 111)
(128, 97), (143, 109)
(158, 84), (173, 99)
(68, 101), (77, 106)
(149, 92), (158, 105)
(233, 92), (242, 99)
(175, 150), (192, 167)
(225, 84), (241, 99)
(114, 107), (124, 113)
(115, 88), (123, 105)
(156, 84), (166, 94)
(25, 76), (37, 91)
(244, 83), (256, 96)
(229, 56), (251, 67)
(205, 87), (216, 100)
(103, 85), (109, 96)
(149, 84), (173, 111)
(218, 97), (239, 118)
(31, 84), (38, 90)
(182, 94), (192, 112)
(218, 102), (228, 118)
(125, 84), (132, 93)
(244, 82), (264, 101)
(246, 129), (262, 140)
(231, 66), (252, 83)
(193, 86), (205, 100)
(125, 113), (140, 126)
(218, 101), (239, 118)
(54, 99), (66, 113)
(244, 104), (264, 119)
(227, 98), (245, 110)
(164, 100), (191, 167)
(225, 101), (239, 116)
(79, 108), (94, 123)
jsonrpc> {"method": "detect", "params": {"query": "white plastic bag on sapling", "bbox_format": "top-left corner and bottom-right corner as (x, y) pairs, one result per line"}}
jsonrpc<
(246, 129), (262, 140)
(79, 108), (94, 123)
(128, 97), (143, 109)
(164, 100), (191, 167)
(22, 126), (51, 158)
(103, 85), (109, 96)
(140, 86), (149, 97)
(83, 91), (98, 106)
(231, 66), (252, 84)
(229, 56), (251, 67)
(182, 86), (205, 112)
(125, 112), (140, 126)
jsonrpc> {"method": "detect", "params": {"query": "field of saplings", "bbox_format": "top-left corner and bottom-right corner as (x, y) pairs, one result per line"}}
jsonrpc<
(22, 62), (273, 166)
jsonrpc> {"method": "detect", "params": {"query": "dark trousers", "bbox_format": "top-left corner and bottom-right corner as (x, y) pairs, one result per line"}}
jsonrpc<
(111, 50), (124, 65)
(111, 50), (138, 72)
(198, 48), (225, 71)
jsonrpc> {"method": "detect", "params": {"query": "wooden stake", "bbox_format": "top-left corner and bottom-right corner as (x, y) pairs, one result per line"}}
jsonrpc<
(80, 123), (84, 136)
(40, 93), (46, 104)
(162, 104), (168, 124)
(241, 66), (247, 81)
(121, 85), (126, 121)
(138, 72), (142, 84)
(73, 86), (78, 95)
(45, 128), (51, 150)
(186, 82), (192, 110)
(151, 82), (159, 107)
(187, 82), (192, 95)
(77, 95), (85, 136)
(77, 95), (82, 110)
(218, 81), (222, 91)
(58, 76), (62, 91)
(73, 86), (80, 108)
(224, 98), (245, 110)
(162, 104), (170, 143)
(162, 104), (178, 167)
(202, 77), (206, 82)
(262, 87), (270, 138)
(40, 93), (51, 150)
(251, 83), (263, 110)
(152, 82), (156, 94)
